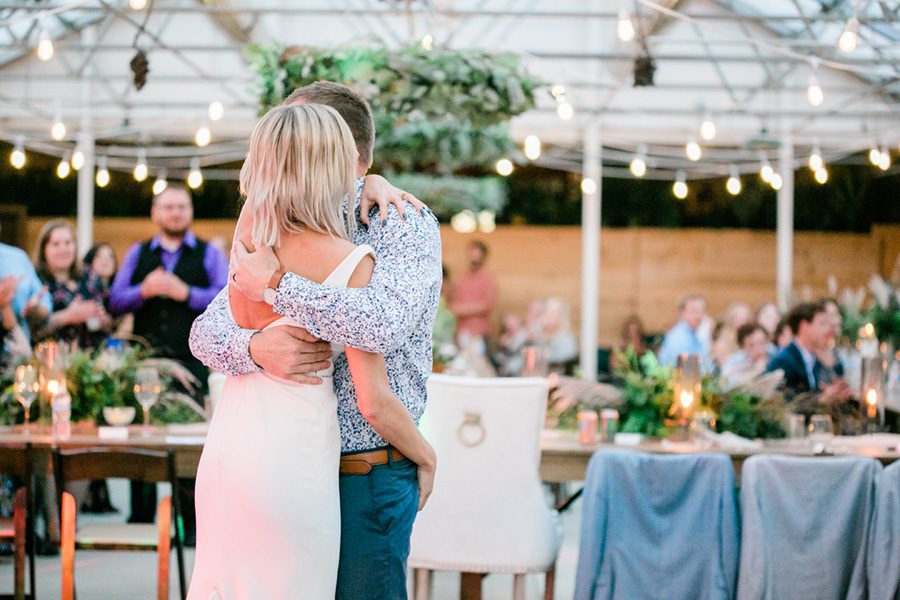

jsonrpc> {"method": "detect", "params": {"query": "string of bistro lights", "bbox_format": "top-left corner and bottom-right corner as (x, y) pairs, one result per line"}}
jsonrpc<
(4, 1), (899, 204)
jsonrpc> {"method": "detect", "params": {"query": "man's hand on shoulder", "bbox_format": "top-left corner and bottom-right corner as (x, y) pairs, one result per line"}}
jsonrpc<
(360, 174), (428, 226)
(248, 325), (333, 384)
(232, 241), (279, 302)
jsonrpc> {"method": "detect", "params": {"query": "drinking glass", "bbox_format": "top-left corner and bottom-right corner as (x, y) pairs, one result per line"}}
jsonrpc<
(14, 365), (39, 433)
(134, 366), (161, 431)
(808, 414), (834, 453)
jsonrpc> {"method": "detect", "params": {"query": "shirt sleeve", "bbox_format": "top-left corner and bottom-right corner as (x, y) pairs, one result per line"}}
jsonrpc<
(188, 286), (261, 376)
(273, 205), (442, 354)
(187, 244), (229, 311)
(109, 244), (145, 315)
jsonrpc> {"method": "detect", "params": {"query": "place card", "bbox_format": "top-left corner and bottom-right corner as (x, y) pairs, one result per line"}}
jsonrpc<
(97, 426), (129, 440)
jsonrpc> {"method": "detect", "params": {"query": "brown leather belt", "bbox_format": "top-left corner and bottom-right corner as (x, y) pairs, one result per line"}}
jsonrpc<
(339, 447), (407, 475)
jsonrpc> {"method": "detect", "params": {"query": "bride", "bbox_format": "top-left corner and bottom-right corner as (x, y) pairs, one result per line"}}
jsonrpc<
(187, 103), (423, 599)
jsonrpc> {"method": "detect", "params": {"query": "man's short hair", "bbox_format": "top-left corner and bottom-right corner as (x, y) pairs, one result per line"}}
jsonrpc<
(152, 182), (191, 205)
(677, 294), (706, 312)
(737, 323), (766, 346)
(469, 240), (488, 257)
(283, 81), (375, 168)
(786, 301), (826, 335)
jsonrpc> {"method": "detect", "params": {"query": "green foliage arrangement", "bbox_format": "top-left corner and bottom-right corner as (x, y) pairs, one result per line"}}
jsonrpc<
(387, 173), (507, 217)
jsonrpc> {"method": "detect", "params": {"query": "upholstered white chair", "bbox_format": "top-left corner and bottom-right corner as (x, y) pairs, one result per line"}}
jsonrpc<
(409, 374), (561, 600)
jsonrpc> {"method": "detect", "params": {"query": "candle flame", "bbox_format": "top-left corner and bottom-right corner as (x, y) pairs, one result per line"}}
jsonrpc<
(47, 380), (59, 395)
(680, 390), (694, 409)
(866, 388), (878, 407)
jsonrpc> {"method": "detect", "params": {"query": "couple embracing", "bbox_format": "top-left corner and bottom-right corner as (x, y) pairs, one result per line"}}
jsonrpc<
(187, 81), (442, 599)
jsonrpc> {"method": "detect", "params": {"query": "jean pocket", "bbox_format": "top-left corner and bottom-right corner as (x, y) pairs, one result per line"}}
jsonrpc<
(369, 462), (419, 535)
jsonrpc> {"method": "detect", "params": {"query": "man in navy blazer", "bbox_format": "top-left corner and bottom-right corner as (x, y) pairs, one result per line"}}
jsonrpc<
(767, 301), (852, 411)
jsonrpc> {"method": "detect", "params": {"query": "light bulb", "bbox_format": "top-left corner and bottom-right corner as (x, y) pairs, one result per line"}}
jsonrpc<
(581, 177), (597, 195)
(495, 158), (514, 176)
(770, 172), (783, 191)
(815, 167), (829, 184)
(806, 74), (824, 107)
(133, 163), (148, 182)
(10, 140), (25, 170)
(37, 29), (53, 61)
(451, 210), (477, 234)
(524, 135), (541, 161)
(152, 171), (168, 195)
(421, 34), (434, 51)
(56, 157), (70, 179)
(477, 210), (496, 233)
(557, 102), (574, 121)
(629, 157), (647, 178)
(878, 150), (891, 171)
(760, 160), (773, 183)
(51, 118), (66, 141)
(808, 147), (823, 171)
(95, 160), (110, 188)
(838, 17), (859, 53)
(700, 116), (716, 141)
(129, 0), (148, 8)
(71, 149), (84, 171)
(685, 139), (702, 162)
(726, 166), (742, 195)
(617, 9), (636, 42)
(550, 84), (566, 100)
(195, 125), (211, 147)
(208, 101), (224, 122)
(869, 147), (882, 166)
(187, 158), (203, 189)
(673, 179), (688, 200)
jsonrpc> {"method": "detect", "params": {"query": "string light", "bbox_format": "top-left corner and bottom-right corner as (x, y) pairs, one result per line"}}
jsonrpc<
(557, 101), (574, 120)
(524, 135), (541, 161)
(630, 145), (647, 178)
(195, 125), (211, 147)
(187, 158), (203, 189)
(808, 144), (823, 171)
(815, 167), (829, 184)
(9, 137), (25, 169)
(152, 170), (168, 196)
(806, 72), (824, 107)
(421, 34), (434, 51)
(495, 158), (514, 176)
(726, 165), (742, 196)
(51, 116), (66, 141)
(208, 101), (224, 122)
(869, 146), (882, 166)
(71, 147), (84, 171)
(581, 177), (597, 195)
(477, 210), (496, 233)
(759, 155), (774, 183)
(129, 0), (148, 9)
(37, 27), (54, 61)
(770, 172), (783, 191)
(878, 148), (891, 171)
(838, 16), (859, 53)
(673, 170), (688, 200)
(700, 110), (716, 141)
(685, 138), (702, 162)
(617, 9), (636, 42)
(550, 84), (566, 100)
(133, 149), (148, 182)
(451, 210), (477, 233)
(95, 156), (110, 188)
(56, 154), (70, 179)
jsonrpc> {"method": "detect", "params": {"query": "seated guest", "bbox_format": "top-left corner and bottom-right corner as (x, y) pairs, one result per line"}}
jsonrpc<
(817, 298), (845, 382)
(0, 225), (52, 340)
(712, 303), (753, 369)
(494, 313), (528, 376)
(756, 302), (781, 340)
(767, 302), (852, 414)
(609, 314), (648, 373)
(0, 276), (29, 366)
(542, 297), (578, 373)
(658, 294), (709, 367)
(33, 220), (111, 349)
(82, 242), (133, 339)
(774, 317), (793, 350)
(721, 323), (770, 387)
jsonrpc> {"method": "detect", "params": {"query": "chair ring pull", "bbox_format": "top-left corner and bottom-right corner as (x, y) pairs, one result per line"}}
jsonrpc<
(457, 412), (486, 447)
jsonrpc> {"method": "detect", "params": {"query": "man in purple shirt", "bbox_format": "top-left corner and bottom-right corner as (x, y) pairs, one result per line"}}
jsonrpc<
(110, 182), (227, 533)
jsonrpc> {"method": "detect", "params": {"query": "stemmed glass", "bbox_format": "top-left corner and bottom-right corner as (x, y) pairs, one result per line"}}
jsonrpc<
(14, 365), (39, 434)
(134, 366), (162, 432)
(808, 414), (834, 453)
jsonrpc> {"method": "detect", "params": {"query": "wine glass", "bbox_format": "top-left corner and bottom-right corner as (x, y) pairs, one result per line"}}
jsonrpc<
(134, 366), (162, 432)
(808, 415), (834, 454)
(14, 365), (39, 434)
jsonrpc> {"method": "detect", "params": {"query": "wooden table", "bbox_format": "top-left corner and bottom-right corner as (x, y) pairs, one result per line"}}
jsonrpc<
(538, 429), (900, 483)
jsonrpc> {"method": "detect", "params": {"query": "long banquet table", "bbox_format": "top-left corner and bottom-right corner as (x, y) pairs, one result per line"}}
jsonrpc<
(0, 424), (898, 482)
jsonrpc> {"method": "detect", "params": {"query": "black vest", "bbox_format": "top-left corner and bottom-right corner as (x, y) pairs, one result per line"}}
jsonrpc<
(130, 238), (209, 360)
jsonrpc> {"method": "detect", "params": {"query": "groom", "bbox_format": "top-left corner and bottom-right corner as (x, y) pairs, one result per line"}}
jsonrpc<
(189, 81), (442, 598)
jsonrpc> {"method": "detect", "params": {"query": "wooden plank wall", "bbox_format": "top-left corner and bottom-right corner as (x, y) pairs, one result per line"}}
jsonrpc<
(23, 218), (897, 345)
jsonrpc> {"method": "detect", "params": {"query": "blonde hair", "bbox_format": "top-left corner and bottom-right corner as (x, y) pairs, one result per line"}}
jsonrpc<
(240, 104), (359, 247)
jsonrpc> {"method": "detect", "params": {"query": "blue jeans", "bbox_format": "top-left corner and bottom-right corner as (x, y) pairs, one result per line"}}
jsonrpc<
(336, 453), (419, 600)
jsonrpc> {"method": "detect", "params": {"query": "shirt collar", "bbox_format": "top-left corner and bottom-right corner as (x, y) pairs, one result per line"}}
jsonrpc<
(795, 341), (816, 367)
(149, 231), (197, 251)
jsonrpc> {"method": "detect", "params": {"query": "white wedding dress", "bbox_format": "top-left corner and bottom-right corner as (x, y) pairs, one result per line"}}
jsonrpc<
(187, 245), (374, 600)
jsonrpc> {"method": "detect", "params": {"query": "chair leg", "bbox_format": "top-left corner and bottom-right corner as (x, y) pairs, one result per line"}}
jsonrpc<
(156, 497), (171, 600)
(13, 488), (25, 600)
(513, 574), (526, 600)
(61, 492), (76, 600)
(413, 569), (432, 600)
(544, 565), (556, 600)
(460, 573), (483, 600)
(26, 479), (36, 600)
